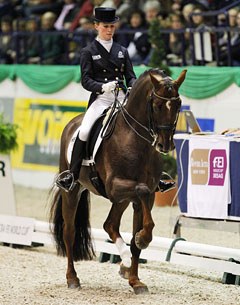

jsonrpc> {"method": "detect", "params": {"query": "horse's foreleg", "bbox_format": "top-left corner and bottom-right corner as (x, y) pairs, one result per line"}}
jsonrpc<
(129, 201), (149, 294)
(106, 178), (154, 251)
(103, 200), (131, 276)
(62, 190), (81, 289)
(105, 178), (151, 293)
(135, 184), (155, 250)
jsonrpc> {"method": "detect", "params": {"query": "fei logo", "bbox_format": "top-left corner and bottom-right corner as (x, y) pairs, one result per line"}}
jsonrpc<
(208, 149), (227, 186)
(190, 149), (227, 186)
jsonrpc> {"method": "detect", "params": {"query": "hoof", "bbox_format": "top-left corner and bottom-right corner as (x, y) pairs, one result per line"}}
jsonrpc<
(67, 278), (81, 289)
(133, 284), (149, 295)
(119, 263), (130, 280)
(135, 232), (149, 250)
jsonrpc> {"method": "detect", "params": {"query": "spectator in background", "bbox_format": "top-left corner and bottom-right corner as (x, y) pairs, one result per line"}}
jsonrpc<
(0, 15), (16, 63)
(144, 0), (161, 25)
(117, 9), (151, 65)
(166, 12), (189, 66)
(141, 0), (168, 66)
(22, 0), (62, 18)
(220, 9), (240, 66)
(182, 3), (195, 27)
(96, 0), (114, 8)
(69, 16), (95, 64)
(171, 0), (183, 14)
(39, 11), (64, 64)
(69, 0), (94, 31)
(190, 5), (214, 27)
(218, 7), (239, 55)
(191, 6), (205, 27)
(54, 0), (80, 30)
(114, 0), (131, 25)
(25, 17), (41, 63)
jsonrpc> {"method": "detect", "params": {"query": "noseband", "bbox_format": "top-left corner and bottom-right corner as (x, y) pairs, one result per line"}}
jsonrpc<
(148, 90), (181, 135)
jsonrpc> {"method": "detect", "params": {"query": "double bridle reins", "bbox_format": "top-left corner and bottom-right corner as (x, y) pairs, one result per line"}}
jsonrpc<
(112, 87), (181, 147)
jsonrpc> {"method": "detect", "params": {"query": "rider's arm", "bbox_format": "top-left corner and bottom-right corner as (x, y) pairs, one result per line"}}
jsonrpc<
(80, 49), (104, 94)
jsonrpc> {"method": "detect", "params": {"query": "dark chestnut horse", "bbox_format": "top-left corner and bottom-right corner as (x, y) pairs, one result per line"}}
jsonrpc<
(49, 68), (187, 294)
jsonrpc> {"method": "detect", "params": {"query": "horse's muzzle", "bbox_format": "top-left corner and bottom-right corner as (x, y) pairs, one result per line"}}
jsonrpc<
(156, 141), (175, 153)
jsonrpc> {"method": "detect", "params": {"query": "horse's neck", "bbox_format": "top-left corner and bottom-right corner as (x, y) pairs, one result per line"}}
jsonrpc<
(125, 87), (149, 126)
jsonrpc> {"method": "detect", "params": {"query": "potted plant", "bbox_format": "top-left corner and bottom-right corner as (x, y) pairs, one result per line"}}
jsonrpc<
(154, 153), (178, 207)
(0, 113), (18, 154)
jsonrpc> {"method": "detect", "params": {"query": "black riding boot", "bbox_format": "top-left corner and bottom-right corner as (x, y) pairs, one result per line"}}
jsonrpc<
(158, 180), (176, 193)
(56, 138), (86, 191)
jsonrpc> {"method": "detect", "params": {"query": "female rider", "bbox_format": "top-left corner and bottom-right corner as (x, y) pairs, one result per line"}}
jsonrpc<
(57, 7), (136, 191)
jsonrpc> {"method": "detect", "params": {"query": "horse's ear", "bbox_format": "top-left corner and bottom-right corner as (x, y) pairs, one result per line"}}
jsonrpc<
(149, 72), (160, 89)
(175, 69), (187, 88)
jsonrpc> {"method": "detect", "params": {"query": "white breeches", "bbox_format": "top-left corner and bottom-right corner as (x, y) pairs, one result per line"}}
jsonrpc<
(79, 90), (125, 141)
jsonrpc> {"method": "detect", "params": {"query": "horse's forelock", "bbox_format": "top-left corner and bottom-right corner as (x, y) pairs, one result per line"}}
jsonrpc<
(133, 69), (163, 88)
(131, 69), (171, 96)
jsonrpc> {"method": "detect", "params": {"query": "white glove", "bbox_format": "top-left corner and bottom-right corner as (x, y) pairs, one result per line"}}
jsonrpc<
(102, 81), (117, 93)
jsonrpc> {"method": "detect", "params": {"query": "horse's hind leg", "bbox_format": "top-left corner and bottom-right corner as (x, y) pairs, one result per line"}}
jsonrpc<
(103, 201), (131, 278)
(62, 186), (83, 289)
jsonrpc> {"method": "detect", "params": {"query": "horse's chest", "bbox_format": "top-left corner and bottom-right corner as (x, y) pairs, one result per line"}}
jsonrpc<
(110, 149), (160, 175)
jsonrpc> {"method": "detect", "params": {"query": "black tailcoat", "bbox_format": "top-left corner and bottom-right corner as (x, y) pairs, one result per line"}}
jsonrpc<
(79, 39), (136, 106)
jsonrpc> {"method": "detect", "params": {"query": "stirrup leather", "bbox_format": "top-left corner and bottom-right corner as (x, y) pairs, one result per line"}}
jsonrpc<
(55, 170), (77, 192)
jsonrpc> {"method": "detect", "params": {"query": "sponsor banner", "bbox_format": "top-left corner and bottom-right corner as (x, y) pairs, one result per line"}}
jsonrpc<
(0, 97), (15, 122)
(0, 215), (34, 246)
(187, 135), (230, 219)
(12, 98), (87, 171)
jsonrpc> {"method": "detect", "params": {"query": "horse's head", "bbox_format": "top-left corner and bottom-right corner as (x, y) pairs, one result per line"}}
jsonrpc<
(149, 69), (187, 153)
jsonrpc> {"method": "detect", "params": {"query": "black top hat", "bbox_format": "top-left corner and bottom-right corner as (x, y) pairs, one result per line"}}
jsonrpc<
(93, 7), (119, 24)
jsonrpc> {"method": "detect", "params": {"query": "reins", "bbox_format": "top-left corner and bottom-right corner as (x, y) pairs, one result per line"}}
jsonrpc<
(101, 84), (180, 147)
(114, 86), (156, 145)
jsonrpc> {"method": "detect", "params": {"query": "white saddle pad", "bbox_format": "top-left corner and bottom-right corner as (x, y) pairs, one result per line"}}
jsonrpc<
(66, 108), (115, 166)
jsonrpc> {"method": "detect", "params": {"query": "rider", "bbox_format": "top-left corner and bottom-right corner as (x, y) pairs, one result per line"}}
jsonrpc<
(56, 7), (175, 193)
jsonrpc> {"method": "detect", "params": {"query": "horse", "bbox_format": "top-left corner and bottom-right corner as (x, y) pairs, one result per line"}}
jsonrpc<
(49, 68), (187, 294)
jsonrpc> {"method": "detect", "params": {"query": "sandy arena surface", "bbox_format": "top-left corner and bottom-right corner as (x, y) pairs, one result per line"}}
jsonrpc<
(1, 185), (240, 305)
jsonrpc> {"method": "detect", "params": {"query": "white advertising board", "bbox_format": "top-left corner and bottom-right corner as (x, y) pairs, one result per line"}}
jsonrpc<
(0, 154), (16, 215)
(0, 215), (34, 246)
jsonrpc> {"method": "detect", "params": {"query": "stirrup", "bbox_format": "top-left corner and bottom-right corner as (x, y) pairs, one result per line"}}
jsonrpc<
(157, 171), (176, 193)
(55, 170), (77, 192)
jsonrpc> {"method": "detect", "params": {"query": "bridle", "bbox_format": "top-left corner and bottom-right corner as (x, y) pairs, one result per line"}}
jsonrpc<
(149, 90), (181, 134)
(112, 86), (181, 147)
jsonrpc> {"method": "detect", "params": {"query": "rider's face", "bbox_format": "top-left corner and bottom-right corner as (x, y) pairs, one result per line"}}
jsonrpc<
(95, 22), (116, 41)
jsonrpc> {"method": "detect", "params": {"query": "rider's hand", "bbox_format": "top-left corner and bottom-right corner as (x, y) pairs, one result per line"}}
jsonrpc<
(102, 81), (117, 93)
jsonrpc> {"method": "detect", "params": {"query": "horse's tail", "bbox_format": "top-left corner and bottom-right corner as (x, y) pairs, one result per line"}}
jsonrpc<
(49, 187), (95, 261)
